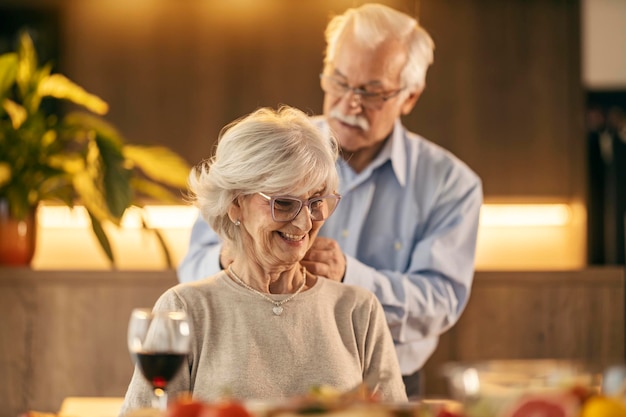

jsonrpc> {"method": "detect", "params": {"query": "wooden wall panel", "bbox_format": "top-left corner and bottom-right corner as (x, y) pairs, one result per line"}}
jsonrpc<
(60, 0), (357, 169)
(412, 0), (584, 198)
(1, 282), (31, 416)
(46, 0), (582, 200)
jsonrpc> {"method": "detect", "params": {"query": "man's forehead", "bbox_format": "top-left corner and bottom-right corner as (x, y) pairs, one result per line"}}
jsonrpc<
(330, 36), (406, 85)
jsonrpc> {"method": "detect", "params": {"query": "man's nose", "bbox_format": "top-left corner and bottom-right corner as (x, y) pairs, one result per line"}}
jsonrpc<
(340, 89), (363, 113)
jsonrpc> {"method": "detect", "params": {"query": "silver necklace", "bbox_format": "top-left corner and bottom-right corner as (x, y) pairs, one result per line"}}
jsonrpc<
(227, 265), (307, 316)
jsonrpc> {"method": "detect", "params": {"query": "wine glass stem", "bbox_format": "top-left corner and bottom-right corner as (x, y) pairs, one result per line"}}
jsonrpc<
(153, 388), (168, 410)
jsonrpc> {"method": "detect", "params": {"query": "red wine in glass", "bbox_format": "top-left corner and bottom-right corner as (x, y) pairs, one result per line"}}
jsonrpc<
(128, 309), (192, 410)
(136, 352), (187, 390)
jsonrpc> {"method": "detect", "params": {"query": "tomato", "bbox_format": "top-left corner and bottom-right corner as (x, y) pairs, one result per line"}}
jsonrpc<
(436, 409), (466, 417)
(503, 393), (580, 417)
(200, 400), (252, 417)
(165, 397), (205, 417)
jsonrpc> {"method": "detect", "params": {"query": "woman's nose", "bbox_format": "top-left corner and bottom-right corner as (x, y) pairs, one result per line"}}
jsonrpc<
(291, 205), (313, 229)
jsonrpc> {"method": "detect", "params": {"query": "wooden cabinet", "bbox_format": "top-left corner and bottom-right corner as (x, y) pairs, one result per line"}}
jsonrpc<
(0, 269), (177, 417)
(1, 268), (622, 416)
(423, 268), (625, 395)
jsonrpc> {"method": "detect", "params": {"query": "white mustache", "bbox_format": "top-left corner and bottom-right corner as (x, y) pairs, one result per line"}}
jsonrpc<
(329, 108), (370, 131)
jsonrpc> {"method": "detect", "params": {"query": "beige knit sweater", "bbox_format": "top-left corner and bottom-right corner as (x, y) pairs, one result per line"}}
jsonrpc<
(120, 272), (406, 415)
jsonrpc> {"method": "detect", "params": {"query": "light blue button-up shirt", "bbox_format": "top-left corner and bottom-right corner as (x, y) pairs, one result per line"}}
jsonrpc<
(177, 117), (483, 375)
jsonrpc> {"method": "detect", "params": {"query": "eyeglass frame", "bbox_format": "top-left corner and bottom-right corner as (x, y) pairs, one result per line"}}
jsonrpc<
(258, 192), (342, 222)
(319, 73), (405, 109)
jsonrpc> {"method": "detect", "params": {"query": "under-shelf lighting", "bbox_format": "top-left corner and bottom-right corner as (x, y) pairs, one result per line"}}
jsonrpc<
(480, 203), (572, 227)
(38, 205), (199, 229)
(38, 203), (573, 230)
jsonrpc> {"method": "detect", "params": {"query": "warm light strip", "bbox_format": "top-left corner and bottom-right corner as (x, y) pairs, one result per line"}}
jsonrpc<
(38, 203), (572, 229)
(38, 205), (199, 229)
(480, 204), (572, 227)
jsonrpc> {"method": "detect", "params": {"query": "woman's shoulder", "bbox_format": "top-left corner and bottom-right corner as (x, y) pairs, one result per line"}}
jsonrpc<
(167, 272), (227, 298)
(154, 272), (232, 313)
(317, 278), (379, 304)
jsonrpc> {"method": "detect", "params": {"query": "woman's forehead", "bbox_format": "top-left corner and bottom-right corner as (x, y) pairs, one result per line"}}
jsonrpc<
(271, 182), (328, 196)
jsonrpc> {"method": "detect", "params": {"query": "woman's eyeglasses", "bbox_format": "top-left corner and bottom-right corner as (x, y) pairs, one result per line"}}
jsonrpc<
(258, 192), (341, 222)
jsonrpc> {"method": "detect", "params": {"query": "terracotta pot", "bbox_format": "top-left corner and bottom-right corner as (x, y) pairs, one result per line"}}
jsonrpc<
(0, 200), (37, 266)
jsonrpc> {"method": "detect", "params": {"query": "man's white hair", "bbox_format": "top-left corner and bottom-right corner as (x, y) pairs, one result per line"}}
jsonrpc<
(323, 3), (434, 92)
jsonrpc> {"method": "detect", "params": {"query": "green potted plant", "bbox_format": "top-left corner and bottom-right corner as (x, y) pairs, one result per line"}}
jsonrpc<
(0, 32), (191, 266)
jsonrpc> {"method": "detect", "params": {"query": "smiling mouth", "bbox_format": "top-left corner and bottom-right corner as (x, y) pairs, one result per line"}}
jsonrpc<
(278, 231), (305, 242)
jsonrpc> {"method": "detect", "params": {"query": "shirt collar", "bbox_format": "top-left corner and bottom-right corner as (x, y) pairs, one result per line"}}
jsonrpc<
(368, 119), (408, 187)
(316, 116), (409, 187)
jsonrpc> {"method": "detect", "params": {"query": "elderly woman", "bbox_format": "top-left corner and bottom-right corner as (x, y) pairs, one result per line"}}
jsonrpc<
(120, 106), (406, 413)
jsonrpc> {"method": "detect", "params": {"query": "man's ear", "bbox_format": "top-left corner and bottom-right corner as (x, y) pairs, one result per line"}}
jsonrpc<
(400, 89), (421, 115)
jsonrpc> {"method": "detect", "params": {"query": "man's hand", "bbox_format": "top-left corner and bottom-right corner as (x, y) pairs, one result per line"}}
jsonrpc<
(301, 237), (346, 282)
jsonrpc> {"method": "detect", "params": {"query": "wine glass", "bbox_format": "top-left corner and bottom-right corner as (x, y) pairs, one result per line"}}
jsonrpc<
(127, 308), (192, 410)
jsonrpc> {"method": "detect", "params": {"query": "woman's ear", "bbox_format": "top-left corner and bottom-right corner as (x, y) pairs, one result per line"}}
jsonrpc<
(228, 196), (243, 223)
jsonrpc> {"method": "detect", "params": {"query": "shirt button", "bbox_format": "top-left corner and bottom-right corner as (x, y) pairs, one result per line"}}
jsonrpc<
(341, 229), (349, 238)
(394, 242), (402, 251)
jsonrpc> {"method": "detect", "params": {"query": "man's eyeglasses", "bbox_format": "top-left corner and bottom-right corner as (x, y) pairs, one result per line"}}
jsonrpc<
(319, 74), (405, 110)
(258, 192), (341, 222)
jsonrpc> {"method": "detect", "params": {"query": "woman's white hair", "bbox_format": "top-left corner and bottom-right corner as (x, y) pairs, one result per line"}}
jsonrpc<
(323, 3), (434, 92)
(188, 106), (339, 255)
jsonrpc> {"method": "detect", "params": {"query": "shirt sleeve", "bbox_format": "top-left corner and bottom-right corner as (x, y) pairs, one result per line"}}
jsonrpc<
(343, 176), (483, 345)
(176, 214), (224, 283)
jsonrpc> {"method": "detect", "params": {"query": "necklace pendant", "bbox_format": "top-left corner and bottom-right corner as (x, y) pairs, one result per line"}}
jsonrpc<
(272, 306), (284, 316)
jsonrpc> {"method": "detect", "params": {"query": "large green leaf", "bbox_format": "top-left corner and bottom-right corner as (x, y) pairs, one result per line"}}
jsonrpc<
(47, 152), (88, 175)
(130, 177), (184, 204)
(62, 112), (124, 147)
(0, 53), (18, 98)
(2, 99), (27, 129)
(38, 177), (75, 206)
(96, 133), (132, 218)
(39, 73), (108, 115)
(0, 162), (10, 187)
(140, 215), (173, 269)
(87, 210), (115, 264)
(16, 32), (37, 99)
(25, 62), (53, 114)
(73, 170), (120, 225)
(124, 145), (190, 188)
